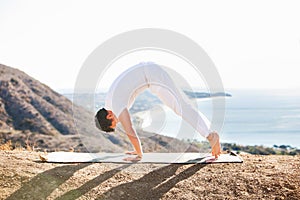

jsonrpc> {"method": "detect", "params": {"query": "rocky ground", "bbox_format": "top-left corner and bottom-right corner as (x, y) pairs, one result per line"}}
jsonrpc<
(0, 151), (299, 200)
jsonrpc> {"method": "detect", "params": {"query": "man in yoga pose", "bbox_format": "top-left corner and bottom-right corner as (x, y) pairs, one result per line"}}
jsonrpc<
(95, 62), (221, 161)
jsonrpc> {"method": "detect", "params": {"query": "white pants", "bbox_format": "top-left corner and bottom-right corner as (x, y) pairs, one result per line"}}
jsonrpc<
(145, 66), (211, 138)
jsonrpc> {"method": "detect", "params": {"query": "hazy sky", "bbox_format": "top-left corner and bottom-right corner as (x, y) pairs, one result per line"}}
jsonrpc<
(1, 0), (300, 91)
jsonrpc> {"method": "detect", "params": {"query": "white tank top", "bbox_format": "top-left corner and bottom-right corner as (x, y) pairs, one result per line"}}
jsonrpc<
(105, 62), (163, 117)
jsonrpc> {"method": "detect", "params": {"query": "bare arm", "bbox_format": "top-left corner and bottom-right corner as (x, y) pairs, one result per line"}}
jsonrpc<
(118, 109), (143, 157)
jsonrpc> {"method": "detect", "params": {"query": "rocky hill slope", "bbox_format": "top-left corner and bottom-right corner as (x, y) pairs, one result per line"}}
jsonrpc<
(0, 64), (200, 153)
(0, 64), (78, 135)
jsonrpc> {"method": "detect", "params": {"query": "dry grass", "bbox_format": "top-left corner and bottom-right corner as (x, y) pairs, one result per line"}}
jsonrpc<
(0, 140), (13, 150)
(25, 136), (35, 151)
(0, 139), (79, 153)
(0, 139), (35, 152)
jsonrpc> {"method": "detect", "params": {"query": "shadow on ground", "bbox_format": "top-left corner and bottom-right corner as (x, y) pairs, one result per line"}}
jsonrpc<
(7, 163), (206, 200)
(98, 164), (207, 200)
(6, 163), (92, 200)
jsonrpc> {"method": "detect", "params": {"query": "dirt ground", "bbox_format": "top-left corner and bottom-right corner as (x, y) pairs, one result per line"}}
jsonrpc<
(0, 151), (299, 200)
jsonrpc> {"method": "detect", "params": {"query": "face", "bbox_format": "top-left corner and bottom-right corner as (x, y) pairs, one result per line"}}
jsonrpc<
(106, 110), (118, 129)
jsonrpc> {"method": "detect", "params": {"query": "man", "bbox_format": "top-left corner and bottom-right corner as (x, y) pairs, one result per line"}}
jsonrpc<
(95, 62), (221, 161)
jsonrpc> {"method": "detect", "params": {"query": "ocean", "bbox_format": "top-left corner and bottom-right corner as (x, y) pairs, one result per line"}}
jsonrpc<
(67, 89), (300, 148)
(221, 89), (300, 148)
(146, 89), (300, 148)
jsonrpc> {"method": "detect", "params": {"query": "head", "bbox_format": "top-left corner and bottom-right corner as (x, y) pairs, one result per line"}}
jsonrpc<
(95, 108), (118, 132)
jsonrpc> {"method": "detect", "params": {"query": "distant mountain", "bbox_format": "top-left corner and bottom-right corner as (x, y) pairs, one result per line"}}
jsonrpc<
(72, 89), (232, 116)
(184, 91), (232, 99)
(0, 64), (110, 152)
(0, 64), (76, 135)
(0, 64), (200, 153)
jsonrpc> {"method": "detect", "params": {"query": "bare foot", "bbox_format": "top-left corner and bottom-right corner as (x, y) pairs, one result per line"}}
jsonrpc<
(207, 131), (221, 158)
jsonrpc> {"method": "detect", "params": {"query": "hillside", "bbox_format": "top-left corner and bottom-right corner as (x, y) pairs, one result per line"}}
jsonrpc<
(0, 150), (299, 199)
(0, 64), (118, 152)
(0, 64), (200, 153)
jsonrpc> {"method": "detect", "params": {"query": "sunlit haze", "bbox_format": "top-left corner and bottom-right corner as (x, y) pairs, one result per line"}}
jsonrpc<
(1, 0), (300, 91)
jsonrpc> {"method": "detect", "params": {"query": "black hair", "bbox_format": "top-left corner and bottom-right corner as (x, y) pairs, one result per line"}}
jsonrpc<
(95, 108), (115, 132)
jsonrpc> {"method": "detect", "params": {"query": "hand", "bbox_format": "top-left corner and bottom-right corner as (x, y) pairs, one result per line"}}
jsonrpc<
(123, 155), (142, 162)
(207, 132), (221, 158)
(125, 151), (138, 155)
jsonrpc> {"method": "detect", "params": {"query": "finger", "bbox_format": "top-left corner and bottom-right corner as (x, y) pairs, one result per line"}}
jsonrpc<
(125, 151), (135, 155)
(129, 151), (138, 155)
